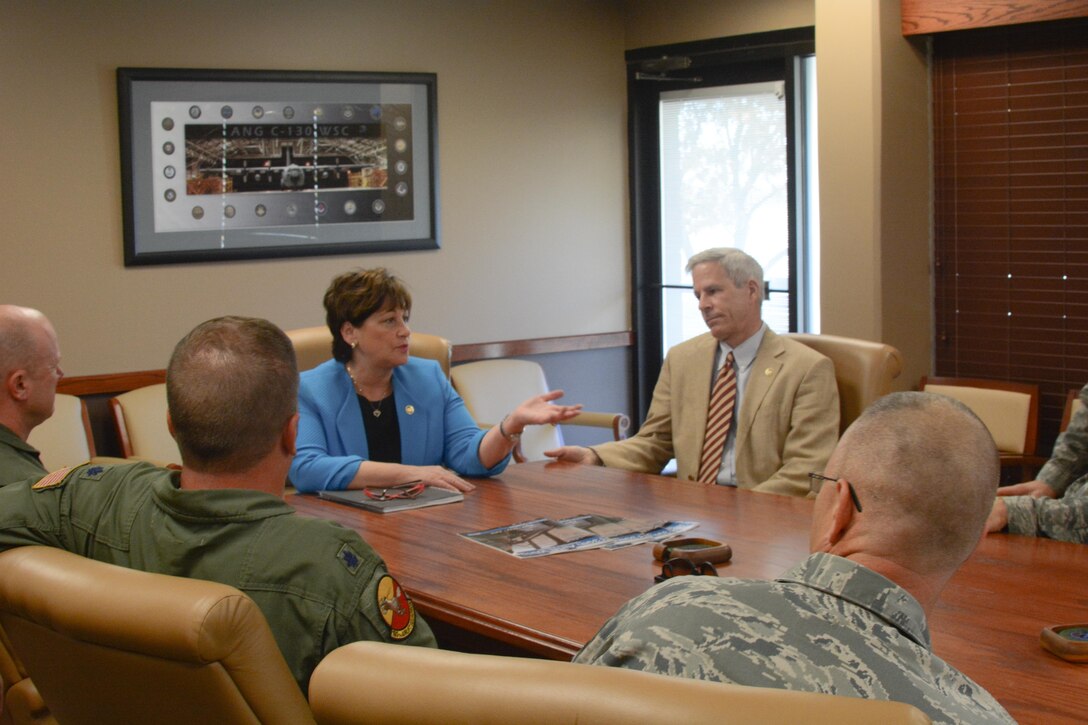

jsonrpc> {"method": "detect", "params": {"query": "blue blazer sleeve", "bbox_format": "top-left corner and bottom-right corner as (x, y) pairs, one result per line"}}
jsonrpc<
(289, 358), (508, 492)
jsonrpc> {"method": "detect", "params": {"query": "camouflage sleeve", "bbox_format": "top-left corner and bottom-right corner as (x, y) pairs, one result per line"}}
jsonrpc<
(1004, 480), (1088, 544)
(1037, 384), (1088, 496)
(572, 604), (625, 664)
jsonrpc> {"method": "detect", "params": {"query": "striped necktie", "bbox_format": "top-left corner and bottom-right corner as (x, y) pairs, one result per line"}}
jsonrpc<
(697, 352), (736, 485)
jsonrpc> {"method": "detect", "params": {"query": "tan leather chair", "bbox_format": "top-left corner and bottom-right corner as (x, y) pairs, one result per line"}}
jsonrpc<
(108, 383), (181, 466)
(0, 546), (313, 725)
(450, 359), (630, 462)
(920, 376), (1044, 476)
(25, 394), (95, 471)
(782, 333), (904, 433)
(285, 325), (452, 377)
(0, 625), (53, 725)
(309, 641), (931, 725)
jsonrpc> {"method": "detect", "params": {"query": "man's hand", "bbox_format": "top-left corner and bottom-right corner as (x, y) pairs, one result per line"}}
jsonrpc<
(543, 446), (602, 465)
(997, 480), (1057, 498)
(984, 498), (1009, 534)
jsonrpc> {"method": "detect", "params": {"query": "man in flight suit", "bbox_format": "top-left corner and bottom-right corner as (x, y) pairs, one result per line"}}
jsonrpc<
(0, 305), (63, 485)
(0, 316), (436, 694)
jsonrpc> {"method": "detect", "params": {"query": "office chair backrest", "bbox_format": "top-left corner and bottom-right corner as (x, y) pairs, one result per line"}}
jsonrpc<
(285, 325), (452, 378)
(451, 359), (562, 461)
(26, 394), (95, 471)
(920, 377), (1038, 455)
(108, 383), (181, 466)
(451, 359), (630, 462)
(308, 641), (932, 725)
(781, 333), (903, 433)
(0, 546), (313, 725)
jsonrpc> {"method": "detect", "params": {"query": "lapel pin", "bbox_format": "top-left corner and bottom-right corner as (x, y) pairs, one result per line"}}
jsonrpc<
(765, 368), (774, 376)
(405, 405), (415, 415)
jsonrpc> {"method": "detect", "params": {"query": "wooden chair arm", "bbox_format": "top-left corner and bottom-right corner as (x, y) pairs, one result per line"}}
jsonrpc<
(566, 411), (630, 440)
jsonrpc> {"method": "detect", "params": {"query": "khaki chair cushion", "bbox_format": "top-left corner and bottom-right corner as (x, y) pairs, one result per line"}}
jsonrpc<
(108, 383), (181, 466)
(450, 359), (629, 462)
(923, 383), (1032, 454)
(0, 547), (313, 725)
(309, 641), (931, 725)
(285, 325), (452, 377)
(25, 394), (94, 471)
(782, 333), (903, 433)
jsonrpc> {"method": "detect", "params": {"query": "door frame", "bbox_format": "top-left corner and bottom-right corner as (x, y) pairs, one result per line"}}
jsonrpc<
(625, 28), (816, 421)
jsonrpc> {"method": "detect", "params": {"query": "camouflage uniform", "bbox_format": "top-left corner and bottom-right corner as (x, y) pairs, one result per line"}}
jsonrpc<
(0, 423), (46, 487)
(574, 553), (1013, 725)
(1004, 383), (1088, 543)
(0, 462), (436, 693)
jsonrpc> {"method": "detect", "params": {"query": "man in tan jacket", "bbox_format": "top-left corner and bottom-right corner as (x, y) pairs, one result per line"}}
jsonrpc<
(546, 248), (839, 496)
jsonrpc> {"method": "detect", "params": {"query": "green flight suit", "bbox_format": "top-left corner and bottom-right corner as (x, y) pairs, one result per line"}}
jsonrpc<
(0, 461), (436, 694)
(0, 423), (46, 487)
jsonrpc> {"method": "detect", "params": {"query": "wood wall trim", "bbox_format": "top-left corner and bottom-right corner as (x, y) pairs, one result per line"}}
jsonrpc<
(56, 332), (634, 396)
(902, 0), (1088, 35)
(451, 331), (633, 363)
(58, 370), (166, 397)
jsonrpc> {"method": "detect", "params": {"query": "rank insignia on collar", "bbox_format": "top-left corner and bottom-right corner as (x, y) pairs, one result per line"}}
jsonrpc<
(376, 574), (415, 640)
(32, 467), (72, 490)
(337, 543), (363, 575)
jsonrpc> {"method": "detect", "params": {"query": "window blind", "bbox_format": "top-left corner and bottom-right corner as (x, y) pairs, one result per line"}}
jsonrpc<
(933, 18), (1088, 454)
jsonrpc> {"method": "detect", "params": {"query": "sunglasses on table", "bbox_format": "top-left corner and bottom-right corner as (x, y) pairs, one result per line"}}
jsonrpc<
(363, 481), (425, 501)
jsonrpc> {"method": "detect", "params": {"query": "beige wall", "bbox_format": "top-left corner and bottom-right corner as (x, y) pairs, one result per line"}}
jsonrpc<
(623, 0), (814, 48)
(1, 0), (628, 375)
(4, 0), (932, 388)
(627, 0), (930, 389)
(815, 0), (930, 389)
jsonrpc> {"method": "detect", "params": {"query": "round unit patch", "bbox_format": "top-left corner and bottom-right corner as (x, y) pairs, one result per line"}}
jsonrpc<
(376, 575), (415, 640)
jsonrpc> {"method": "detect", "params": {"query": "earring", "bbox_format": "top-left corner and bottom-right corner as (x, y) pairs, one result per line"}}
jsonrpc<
(351, 341), (358, 349)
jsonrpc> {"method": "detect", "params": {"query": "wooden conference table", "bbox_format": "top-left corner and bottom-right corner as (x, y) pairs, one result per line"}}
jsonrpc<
(288, 461), (1087, 724)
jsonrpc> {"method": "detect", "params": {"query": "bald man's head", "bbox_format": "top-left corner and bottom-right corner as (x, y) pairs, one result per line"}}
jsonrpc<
(822, 391), (999, 576)
(0, 306), (63, 438)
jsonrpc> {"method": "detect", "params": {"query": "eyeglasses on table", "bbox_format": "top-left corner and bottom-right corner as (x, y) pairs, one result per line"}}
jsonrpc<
(363, 481), (425, 501)
(654, 557), (719, 584)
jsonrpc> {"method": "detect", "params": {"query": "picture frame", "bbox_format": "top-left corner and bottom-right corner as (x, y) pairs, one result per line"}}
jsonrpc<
(117, 68), (438, 266)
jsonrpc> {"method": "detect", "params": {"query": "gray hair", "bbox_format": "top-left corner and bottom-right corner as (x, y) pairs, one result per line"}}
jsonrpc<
(834, 391), (999, 575)
(685, 248), (764, 290)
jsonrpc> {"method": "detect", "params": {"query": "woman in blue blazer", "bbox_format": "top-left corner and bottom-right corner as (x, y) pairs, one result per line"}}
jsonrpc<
(290, 269), (581, 493)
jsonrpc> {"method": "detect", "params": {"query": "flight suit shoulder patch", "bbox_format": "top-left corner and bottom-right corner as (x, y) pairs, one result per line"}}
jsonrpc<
(32, 467), (73, 490)
(376, 574), (416, 640)
(79, 464), (108, 480)
(336, 542), (364, 575)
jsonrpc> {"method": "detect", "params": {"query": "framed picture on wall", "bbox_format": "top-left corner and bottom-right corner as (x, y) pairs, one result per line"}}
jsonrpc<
(117, 68), (438, 266)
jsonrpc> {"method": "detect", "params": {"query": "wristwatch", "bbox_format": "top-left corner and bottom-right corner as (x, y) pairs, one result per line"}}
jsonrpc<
(499, 416), (521, 444)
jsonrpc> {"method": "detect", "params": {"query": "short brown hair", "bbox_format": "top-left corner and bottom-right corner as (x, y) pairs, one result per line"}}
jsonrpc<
(167, 316), (298, 473)
(323, 268), (412, 362)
